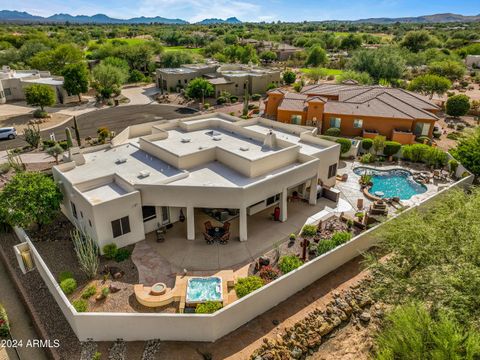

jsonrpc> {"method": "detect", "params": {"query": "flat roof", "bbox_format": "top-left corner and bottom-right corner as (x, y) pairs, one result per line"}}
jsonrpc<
(244, 124), (329, 156)
(158, 68), (197, 74)
(82, 182), (128, 204)
(22, 77), (63, 86)
(62, 143), (185, 185)
(151, 128), (280, 161)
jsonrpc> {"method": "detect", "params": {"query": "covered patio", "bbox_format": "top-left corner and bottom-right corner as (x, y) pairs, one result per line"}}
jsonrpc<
(140, 197), (349, 271)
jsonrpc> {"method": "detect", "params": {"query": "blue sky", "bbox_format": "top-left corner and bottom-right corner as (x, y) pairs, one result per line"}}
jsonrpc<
(2, 0), (479, 23)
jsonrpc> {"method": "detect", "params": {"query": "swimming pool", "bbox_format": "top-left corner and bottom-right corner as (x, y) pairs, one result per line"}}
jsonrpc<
(186, 277), (222, 304)
(353, 167), (427, 200)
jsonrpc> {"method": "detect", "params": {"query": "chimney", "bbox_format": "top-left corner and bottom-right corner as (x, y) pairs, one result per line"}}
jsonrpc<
(263, 130), (277, 149)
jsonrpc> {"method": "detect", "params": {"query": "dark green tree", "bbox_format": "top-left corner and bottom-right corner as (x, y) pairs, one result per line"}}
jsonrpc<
(282, 70), (296, 85)
(62, 63), (89, 102)
(24, 84), (56, 111)
(446, 94), (471, 118)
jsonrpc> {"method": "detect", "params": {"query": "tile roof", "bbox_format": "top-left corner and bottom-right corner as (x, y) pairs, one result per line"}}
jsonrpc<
(278, 92), (308, 112)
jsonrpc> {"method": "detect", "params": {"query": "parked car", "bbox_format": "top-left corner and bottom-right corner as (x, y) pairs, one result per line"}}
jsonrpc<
(0, 127), (16, 140)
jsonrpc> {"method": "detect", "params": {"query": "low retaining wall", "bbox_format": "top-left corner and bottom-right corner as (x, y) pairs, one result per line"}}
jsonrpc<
(14, 173), (474, 342)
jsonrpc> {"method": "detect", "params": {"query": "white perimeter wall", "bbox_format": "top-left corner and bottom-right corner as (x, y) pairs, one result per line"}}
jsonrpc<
(15, 174), (473, 342)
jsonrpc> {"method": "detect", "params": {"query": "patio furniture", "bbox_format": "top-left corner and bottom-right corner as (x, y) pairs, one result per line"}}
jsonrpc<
(219, 231), (230, 245)
(156, 224), (166, 242)
(204, 221), (213, 233)
(223, 221), (231, 233)
(204, 232), (214, 244)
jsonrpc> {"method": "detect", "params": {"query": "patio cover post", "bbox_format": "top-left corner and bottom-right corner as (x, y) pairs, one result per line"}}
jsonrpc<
(187, 206), (195, 240)
(280, 187), (288, 222)
(309, 175), (318, 205)
(239, 206), (248, 242)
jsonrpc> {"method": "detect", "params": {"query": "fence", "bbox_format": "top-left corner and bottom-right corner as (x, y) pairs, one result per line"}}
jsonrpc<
(13, 172), (474, 342)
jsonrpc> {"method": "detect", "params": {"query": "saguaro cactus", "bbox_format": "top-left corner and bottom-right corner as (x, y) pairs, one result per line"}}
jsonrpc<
(65, 127), (73, 149)
(73, 116), (81, 146)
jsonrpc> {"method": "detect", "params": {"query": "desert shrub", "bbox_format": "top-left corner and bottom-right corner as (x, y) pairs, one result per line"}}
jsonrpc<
(216, 96), (227, 105)
(317, 239), (336, 255)
(446, 94), (471, 117)
(402, 144), (430, 162)
(229, 95), (238, 103)
(0, 304), (10, 337)
(235, 276), (264, 298)
(101, 287), (110, 298)
(33, 109), (49, 118)
(325, 127), (341, 137)
(195, 301), (223, 314)
(102, 243), (118, 259)
(97, 127), (110, 142)
(58, 140), (68, 150)
(301, 224), (318, 238)
(58, 271), (74, 282)
(72, 299), (88, 313)
(336, 138), (352, 154)
(42, 139), (56, 149)
(0, 163), (10, 175)
(81, 285), (97, 299)
(203, 102), (210, 109)
(361, 138), (373, 151)
(383, 141), (402, 157)
(456, 123), (466, 131)
(60, 278), (77, 295)
(432, 131), (442, 139)
(251, 93), (262, 101)
(446, 132), (461, 140)
(278, 255), (303, 274)
(360, 153), (376, 164)
(331, 231), (352, 246)
(448, 159), (459, 174)
(423, 147), (448, 168)
(374, 303), (480, 360)
(114, 248), (131, 262)
(259, 265), (281, 283)
(293, 82), (303, 92)
(416, 135), (432, 145)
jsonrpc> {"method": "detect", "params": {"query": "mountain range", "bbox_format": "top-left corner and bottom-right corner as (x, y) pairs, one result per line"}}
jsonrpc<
(0, 10), (241, 24)
(0, 10), (479, 24)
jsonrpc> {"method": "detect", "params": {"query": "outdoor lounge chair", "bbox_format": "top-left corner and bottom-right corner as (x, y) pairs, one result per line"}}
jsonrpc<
(204, 221), (213, 233)
(223, 221), (231, 233)
(204, 232), (215, 245)
(219, 231), (230, 244)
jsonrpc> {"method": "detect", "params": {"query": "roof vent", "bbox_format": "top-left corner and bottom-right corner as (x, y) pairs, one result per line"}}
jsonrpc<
(181, 137), (191, 143)
(138, 170), (151, 178)
(240, 146), (249, 151)
(115, 158), (127, 164)
(212, 136), (222, 141)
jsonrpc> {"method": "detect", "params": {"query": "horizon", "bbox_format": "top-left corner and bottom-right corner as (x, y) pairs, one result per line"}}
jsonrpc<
(3, 1), (480, 23)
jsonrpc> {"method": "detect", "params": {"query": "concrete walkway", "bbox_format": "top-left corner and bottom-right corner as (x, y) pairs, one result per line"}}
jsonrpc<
(0, 258), (48, 360)
(0, 151), (54, 165)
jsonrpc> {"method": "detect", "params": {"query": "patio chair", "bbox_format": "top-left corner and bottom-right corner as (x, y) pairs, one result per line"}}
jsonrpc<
(219, 232), (230, 245)
(204, 221), (213, 233)
(223, 221), (231, 233)
(204, 232), (214, 245)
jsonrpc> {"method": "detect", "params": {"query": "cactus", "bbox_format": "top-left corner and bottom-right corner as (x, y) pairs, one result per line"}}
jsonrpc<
(243, 80), (249, 116)
(65, 127), (73, 149)
(73, 116), (81, 146)
(71, 228), (99, 279)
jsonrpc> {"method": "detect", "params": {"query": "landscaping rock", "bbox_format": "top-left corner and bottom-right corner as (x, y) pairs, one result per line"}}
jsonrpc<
(141, 339), (161, 360)
(359, 311), (371, 323)
(109, 284), (121, 293)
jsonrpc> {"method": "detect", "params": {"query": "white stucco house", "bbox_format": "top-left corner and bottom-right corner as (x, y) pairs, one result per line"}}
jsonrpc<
(52, 113), (341, 251)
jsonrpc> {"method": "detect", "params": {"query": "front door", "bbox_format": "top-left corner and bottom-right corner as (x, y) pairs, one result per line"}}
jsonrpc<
(161, 206), (170, 225)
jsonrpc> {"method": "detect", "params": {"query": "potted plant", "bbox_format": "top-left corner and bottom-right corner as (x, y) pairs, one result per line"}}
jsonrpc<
(289, 233), (296, 243)
(355, 212), (364, 223)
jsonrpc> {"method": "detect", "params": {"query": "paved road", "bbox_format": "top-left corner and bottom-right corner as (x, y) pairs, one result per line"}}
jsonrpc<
(0, 104), (197, 150)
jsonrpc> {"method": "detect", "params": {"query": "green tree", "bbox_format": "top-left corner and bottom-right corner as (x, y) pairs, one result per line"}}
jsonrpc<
(305, 45), (327, 67)
(348, 47), (406, 82)
(160, 51), (195, 68)
(428, 60), (466, 81)
(46, 144), (64, 164)
(450, 127), (480, 176)
(373, 135), (386, 154)
(62, 63), (89, 102)
(304, 68), (327, 83)
(446, 94), (471, 118)
(408, 74), (451, 99)
(24, 84), (56, 111)
(30, 44), (83, 74)
(340, 34), (362, 50)
(400, 31), (435, 53)
(282, 70), (296, 85)
(185, 78), (214, 102)
(259, 50), (277, 63)
(0, 172), (63, 229)
(92, 64), (128, 99)
(336, 70), (373, 85)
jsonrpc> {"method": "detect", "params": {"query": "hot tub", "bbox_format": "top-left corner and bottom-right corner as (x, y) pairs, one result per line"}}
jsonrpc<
(186, 277), (223, 304)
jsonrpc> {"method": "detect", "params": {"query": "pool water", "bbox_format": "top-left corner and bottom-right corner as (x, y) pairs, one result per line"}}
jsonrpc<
(354, 167), (427, 200)
(186, 277), (222, 303)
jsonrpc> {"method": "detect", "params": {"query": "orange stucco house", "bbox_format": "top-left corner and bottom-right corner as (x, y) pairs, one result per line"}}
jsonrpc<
(264, 83), (440, 145)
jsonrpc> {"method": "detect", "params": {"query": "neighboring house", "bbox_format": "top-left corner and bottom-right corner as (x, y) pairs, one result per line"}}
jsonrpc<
(265, 83), (441, 144)
(241, 39), (303, 61)
(52, 113), (340, 250)
(465, 55), (480, 69)
(0, 66), (77, 105)
(156, 64), (281, 96)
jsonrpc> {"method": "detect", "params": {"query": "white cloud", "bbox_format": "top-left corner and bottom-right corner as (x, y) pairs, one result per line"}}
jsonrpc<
(138, 0), (260, 22)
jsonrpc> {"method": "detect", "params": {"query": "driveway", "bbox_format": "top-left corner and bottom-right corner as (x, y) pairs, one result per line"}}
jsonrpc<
(121, 84), (159, 106)
(1, 104), (198, 150)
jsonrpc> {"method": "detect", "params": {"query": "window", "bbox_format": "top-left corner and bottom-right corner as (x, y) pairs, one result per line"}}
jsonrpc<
(291, 114), (302, 125)
(111, 216), (131, 238)
(328, 163), (337, 178)
(4, 88), (11, 96)
(414, 122), (430, 136)
(161, 207), (170, 225)
(184, 79), (188, 84)
(71, 202), (77, 219)
(178, 79), (181, 84)
(142, 206), (156, 222)
(353, 119), (363, 129)
(329, 117), (341, 129)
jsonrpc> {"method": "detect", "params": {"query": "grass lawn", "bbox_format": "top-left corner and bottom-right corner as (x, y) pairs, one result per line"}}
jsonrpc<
(301, 68), (344, 76)
(163, 46), (204, 54)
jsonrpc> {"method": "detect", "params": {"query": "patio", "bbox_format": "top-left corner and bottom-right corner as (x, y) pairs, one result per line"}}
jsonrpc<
(133, 197), (348, 273)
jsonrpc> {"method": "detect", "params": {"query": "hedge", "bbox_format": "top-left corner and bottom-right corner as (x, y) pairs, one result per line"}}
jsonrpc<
(336, 138), (352, 154)
(195, 301), (223, 314)
(235, 276), (264, 298)
(361, 138), (373, 151)
(383, 141), (402, 156)
(325, 127), (341, 137)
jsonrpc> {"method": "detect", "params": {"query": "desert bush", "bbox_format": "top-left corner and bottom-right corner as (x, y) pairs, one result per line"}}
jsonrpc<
(259, 265), (281, 283)
(71, 229), (99, 279)
(102, 243), (118, 259)
(81, 285), (97, 299)
(278, 255), (303, 274)
(235, 276), (264, 298)
(331, 231), (352, 246)
(317, 239), (336, 255)
(360, 153), (376, 164)
(58, 271), (73, 282)
(402, 144), (430, 162)
(114, 248), (131, 262)
(195, 301), (223, 314)
(33, 109), (49, 118)
(336, 138), (352, 154)
(72, 299), (88, 313)
(361, 138), (373, 151)
(325, 127), (341, 137)
(0, 304), (10, 337)
(60, 278), (77, 295)
(251, 93), (262, 101)
(383, 141), (402, 157)
(301, 224), (318, 238)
